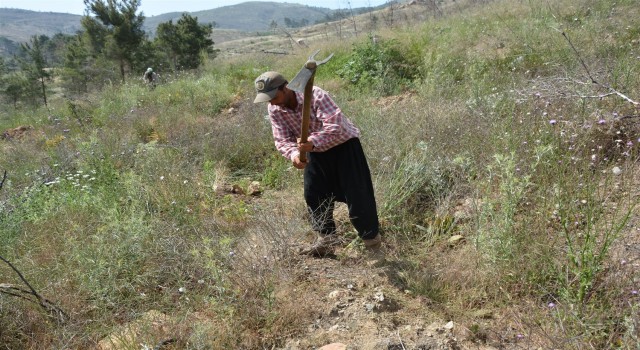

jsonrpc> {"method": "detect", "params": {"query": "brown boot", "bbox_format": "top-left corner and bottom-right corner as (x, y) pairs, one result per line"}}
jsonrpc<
(299, 234), (341, 257)
(363, 234), (382, 250)
(363, 234), (385, 266)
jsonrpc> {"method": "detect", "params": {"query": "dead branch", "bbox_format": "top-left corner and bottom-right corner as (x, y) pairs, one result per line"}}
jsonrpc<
(578, 92), (617, 100)
(261, 49), (288, 55)
(561, 31), (640, 107)
(618, 114), (640, 120)
(0, 283), (39, 302)
(0, 170), (6, 191)
(153, 338), (176, 350)
(0, 255), (69, 324)
(279, 28), (298, 50)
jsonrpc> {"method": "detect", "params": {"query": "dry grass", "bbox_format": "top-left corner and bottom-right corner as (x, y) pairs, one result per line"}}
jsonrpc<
(1, 0), (640, 348)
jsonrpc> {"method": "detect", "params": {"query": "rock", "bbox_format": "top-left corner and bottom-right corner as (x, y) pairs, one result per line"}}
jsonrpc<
(97, 310), (172, 350)
(2, 125), (32, 140)
(453, 197), (481, 223)
(448, 235), (465, 246)
(472, 308), (494, 319)
(248, 181), (262, 196)
(329, 290), (348, 299)
(318, 343), (346, 350)
(444, 321), (454, 330)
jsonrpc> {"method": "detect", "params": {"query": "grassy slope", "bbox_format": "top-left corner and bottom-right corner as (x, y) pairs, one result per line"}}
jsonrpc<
(1, 0), (639, 348)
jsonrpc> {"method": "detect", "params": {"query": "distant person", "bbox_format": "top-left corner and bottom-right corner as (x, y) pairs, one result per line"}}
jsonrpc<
(143, 67), (159, 89)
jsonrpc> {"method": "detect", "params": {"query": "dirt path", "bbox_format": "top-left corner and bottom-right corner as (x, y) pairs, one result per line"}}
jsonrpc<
(279, 249), (462, 350)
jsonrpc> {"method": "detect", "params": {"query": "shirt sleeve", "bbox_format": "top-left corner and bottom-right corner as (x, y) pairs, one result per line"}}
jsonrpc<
(269, 109), (300, 161)
(307, 88), (359, 152)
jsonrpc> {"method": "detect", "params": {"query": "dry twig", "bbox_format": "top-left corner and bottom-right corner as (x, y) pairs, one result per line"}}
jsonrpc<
(0, 170), (6, 191)
(561, 30), (639, 107)
(0, 255), (69, 324)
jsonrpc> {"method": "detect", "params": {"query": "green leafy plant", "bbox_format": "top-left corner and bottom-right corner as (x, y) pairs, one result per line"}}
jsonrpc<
(337, 37), (419, 96)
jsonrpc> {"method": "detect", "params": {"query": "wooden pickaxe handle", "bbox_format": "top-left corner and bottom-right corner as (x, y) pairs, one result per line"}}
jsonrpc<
(299, 61), (317, 163)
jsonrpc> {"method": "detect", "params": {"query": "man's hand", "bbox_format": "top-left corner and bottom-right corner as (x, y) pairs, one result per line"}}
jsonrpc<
(297, 138), (314, 153)
(293, 155), (307, 169)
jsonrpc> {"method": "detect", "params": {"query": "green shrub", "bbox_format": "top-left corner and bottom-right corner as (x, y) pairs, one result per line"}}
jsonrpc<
(337, 37), (419, 96)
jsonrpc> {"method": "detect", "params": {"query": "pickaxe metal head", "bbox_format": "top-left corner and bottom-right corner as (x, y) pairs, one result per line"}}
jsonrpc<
(287, 50), (334, 93)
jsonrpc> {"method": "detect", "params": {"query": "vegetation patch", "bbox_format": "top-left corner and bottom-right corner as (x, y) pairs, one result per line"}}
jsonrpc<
(1, 0), (639, 348)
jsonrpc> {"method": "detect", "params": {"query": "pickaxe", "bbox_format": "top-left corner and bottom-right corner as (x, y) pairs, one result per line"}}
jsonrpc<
(288, 50), (334, 163)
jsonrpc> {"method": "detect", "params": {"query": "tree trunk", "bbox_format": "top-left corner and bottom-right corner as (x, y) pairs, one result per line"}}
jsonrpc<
(120, 59), (126, 84)
(40, 77), (47, 107)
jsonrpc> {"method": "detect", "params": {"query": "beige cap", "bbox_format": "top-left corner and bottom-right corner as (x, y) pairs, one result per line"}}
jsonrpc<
(253, 71), (286, 103)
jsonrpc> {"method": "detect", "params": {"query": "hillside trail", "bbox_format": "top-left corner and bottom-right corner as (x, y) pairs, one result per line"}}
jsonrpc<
(277, 244), (458, 350)
(249, 189), (496, 350)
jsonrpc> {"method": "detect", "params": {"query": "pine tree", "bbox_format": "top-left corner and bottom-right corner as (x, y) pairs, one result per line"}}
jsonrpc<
(2, 71), (30, 109)
(61, 35), (92, 94)
(155, 14), (215, 71)
(19, 35), (51, 107)
(82, 0), (147, 83)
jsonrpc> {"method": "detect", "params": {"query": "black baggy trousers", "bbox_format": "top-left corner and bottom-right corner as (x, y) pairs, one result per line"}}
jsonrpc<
(303, 138), (379, 240)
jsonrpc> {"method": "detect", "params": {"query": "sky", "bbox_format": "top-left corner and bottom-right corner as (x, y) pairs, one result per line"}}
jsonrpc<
(0, 0), (387, 16)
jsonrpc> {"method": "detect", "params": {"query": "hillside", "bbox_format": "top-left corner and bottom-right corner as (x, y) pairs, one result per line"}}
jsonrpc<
(144, 2), (335, 35)
(214, 1), (441, 57)
(0, 2), (379, 45)
(0, 9), (83, 44)
(0, 1), (398, 59)
(1, 0), (639, 349)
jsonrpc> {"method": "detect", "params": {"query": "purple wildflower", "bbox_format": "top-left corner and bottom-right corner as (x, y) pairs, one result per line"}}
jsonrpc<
(597, 119), (606, 125)
(549, 119), (557, 125)
(548, 302), (556, 308)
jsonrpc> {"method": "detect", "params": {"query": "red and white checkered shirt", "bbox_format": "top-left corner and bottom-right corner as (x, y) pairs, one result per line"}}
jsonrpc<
(268, 86), (360, 161)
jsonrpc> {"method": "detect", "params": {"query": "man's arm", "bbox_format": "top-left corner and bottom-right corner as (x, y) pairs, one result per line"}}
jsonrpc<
(270, 115), (301, 162)
(307, 88), (359, 151)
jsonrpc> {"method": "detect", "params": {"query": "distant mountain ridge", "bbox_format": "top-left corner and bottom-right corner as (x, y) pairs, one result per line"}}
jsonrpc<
(0, 2), (378, 44)
(145, 2), (335, 35)
(0, 8), (83, 44)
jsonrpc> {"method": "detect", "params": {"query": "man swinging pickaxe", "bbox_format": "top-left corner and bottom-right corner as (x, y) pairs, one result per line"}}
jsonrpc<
(287, 49), (334, 163)
(253, 50), (382, 258)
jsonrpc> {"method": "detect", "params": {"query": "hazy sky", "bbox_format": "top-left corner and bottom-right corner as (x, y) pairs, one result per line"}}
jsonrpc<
(0, 0), (386, 16)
